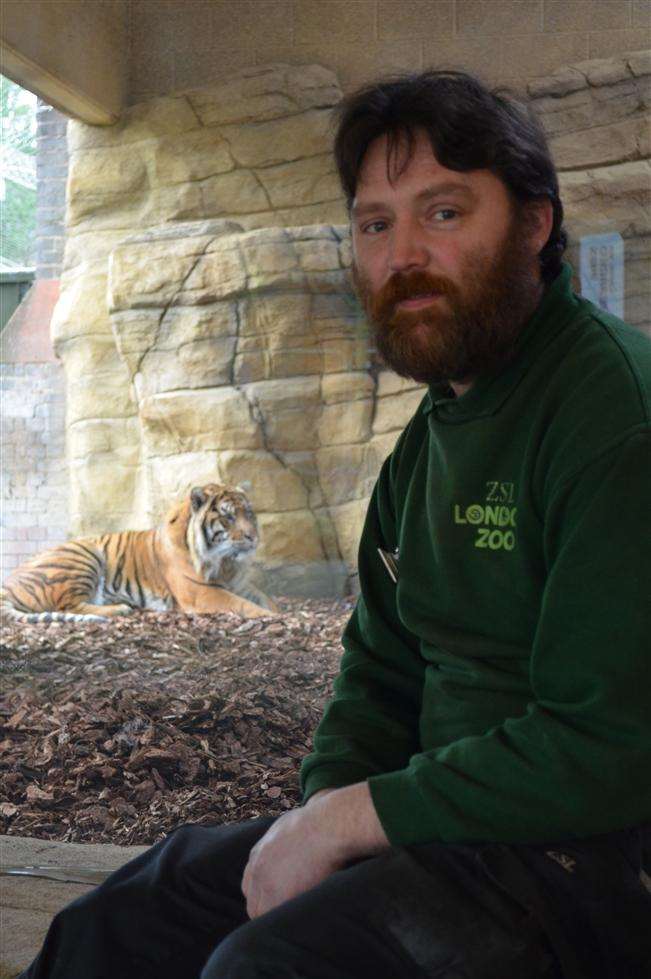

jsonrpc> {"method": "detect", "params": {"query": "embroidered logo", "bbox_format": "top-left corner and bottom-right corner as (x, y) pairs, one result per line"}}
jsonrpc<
(453, 482), (517, 551)
(545, 850), (577, 874)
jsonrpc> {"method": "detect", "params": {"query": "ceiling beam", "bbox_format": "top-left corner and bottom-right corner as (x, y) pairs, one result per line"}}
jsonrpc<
(1, 0), (128, 126)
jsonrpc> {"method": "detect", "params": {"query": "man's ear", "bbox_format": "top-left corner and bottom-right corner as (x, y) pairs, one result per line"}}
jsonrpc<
(528, 198), (554, 256)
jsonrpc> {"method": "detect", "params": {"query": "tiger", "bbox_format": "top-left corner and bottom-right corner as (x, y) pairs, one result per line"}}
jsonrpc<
(0, 483), (278, 624)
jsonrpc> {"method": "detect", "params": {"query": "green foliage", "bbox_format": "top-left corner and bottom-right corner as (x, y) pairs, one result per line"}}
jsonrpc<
(2, 183), (36, 266)
(1, 74), (36, 154)
(1, 75), (37, 267)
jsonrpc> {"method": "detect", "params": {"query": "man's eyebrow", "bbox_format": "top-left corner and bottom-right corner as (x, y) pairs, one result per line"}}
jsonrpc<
(352, 182), (476, 217)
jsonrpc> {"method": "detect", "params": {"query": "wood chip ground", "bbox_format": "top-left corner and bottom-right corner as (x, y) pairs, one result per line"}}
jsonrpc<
(0, 599), (353, 846)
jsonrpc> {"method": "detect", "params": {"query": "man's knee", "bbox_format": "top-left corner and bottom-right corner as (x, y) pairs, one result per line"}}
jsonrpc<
(199, 911), (558, 979)
(201, 919), (297, 979)
(148, 817), (276, 895)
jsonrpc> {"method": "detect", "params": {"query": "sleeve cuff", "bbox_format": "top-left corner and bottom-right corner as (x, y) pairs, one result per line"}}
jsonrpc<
(368, 766), (444, 847)
(301, 763), (380, 804)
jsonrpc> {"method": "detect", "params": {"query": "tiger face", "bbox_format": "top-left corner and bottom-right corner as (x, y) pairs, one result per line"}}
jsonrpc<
(187, 483), (259, 580)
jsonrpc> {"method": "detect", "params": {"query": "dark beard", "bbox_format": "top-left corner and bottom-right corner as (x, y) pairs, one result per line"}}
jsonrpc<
(352, 211), (543, 385)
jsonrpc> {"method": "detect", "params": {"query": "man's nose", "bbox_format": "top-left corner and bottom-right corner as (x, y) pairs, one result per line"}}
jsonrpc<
(388, 220), (429, 273)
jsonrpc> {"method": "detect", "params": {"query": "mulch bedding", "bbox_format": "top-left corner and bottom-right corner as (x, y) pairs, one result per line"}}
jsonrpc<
(0, 598), (353, 846)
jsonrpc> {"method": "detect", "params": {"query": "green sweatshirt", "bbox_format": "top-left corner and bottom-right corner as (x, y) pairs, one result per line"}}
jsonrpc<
(300, 263), (651, 846)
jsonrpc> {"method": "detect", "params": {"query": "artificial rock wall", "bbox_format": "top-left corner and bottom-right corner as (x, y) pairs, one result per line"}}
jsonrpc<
(54, 66), (345, 529)
(53, 63), (408, 596)
(105, 220), (421, 594)
(52, 53), (651, 596)
(529, 49), (650, 333)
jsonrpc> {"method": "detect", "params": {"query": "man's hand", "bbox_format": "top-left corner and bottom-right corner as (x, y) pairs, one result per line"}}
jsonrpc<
(241, 781), (389, 919)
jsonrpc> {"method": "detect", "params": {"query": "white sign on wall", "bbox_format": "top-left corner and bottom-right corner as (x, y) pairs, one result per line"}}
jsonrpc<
(579, 232), (624, 319)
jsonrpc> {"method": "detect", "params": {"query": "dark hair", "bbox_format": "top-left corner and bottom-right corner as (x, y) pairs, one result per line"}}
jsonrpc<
(334, 70), (567, 283)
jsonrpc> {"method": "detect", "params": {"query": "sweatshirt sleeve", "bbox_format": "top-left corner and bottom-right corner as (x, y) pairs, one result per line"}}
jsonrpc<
(367, 429), (651, 846)
(300, 449), (427, 802)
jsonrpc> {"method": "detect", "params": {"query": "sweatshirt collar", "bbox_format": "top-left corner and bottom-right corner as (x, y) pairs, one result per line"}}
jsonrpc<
(422, 262), (580, 422)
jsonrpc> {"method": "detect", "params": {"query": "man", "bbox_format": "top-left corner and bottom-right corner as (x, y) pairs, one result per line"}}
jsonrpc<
(20, 70), (651, 979)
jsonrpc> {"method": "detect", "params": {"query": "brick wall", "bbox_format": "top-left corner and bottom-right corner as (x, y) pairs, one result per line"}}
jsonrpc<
(128, 0), (651, 102)
(35, 98), (68, 280)
(0, 363), (69, 582)
(1, 100), (70, 585)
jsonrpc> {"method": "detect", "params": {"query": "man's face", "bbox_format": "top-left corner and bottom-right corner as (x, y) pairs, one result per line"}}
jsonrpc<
(351, 129), (546, 385)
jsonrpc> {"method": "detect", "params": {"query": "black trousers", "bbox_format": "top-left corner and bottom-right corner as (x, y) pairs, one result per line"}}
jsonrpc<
(19, 815), (651, 979)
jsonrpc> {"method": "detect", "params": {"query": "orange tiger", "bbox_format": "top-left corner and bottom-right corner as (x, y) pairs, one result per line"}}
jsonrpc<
(0, 483), (277, 623)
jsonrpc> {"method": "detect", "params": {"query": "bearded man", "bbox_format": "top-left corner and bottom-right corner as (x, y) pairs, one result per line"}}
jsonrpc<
(20, 70), (651, 979)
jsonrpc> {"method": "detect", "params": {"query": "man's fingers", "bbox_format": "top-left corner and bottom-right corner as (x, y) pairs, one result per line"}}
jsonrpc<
(242, 857), (266, 918)
(243, 867), (276, 920)
(241, 858), (251, 897)
(248, 885), (271, 920)
(246, 881), (262, 919)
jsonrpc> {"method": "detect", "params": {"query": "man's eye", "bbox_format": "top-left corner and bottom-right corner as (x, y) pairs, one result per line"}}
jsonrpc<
(432, 208), (458, 222)
(362, 220), (388, 234)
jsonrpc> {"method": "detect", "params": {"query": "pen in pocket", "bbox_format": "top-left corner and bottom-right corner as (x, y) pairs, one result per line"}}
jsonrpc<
(377, 547), (399, 584)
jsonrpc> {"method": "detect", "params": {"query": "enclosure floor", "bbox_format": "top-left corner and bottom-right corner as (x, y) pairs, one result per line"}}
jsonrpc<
(0, 834), (148, 977)
(0, 599), (353, 976)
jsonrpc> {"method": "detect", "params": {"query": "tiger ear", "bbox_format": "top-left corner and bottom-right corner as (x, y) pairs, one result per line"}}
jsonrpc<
(190, 487), (207, 511)
(236, 480), (252, 493)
